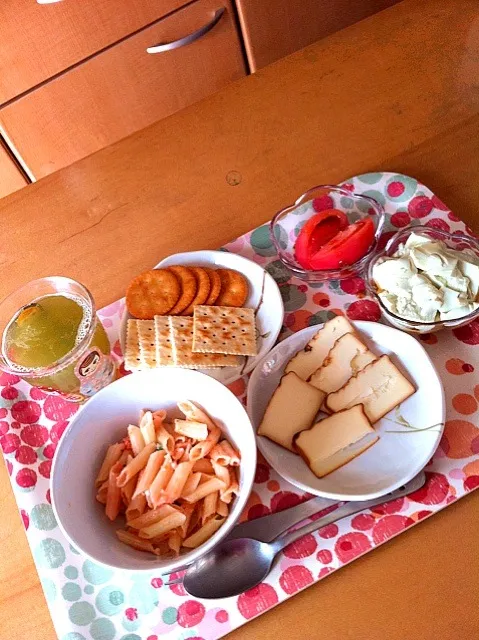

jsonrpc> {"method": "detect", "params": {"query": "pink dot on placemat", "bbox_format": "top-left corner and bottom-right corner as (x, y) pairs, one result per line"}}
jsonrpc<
(335, 532), (371, 562)
(351, 513), (375, 530)
(21, 509), (29, 530)
(279, 565), (314, 595)
(318, 567), (334, 578)
(151, 577), (163, 588)
(6, 460), (12, 476)
(0, 409), (7, 419)
(0, 421), (8, 436)
(11, 401), (41, 424)
(30, 388), (47, 400)
(43, 395), (78, 421)
(316, 549), (332, 564)
(15, 445), (37, 465)
(16, 468), (37, 488)
(46, 489), (51, 504)
(147, 636), (158, 640)
(215, 610), (229, 623)
(50, 421), (69, 445)
(387, 181), (405, 197)
(237, 584), (278, 619)
(372, 515), (414, 544)
(1, 432), (20, 453)
(283, 533), (317, 559)
(177, 600), (205, 628)
(0, 372), (20, 386)
(38, 460), (52, 479)
(319, 523), (338, 539)
(21, 424), (48, 447)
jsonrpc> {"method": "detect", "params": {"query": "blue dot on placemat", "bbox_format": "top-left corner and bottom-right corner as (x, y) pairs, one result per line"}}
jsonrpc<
(62, 582), (82, 602)
(90, 618), (116, 640)
(34, 538), (65, 569)
(84, 585), (94, 595)
(162, 606), (178, 624)
(31, 504), (57, 530)
(68, 601), (96, 626)
(65, 566), (79, 580)
(82, 559), (113, 585)
(96, 585), (125, 616)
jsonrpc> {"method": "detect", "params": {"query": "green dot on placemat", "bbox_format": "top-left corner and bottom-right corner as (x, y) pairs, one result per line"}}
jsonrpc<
(162, 607), (177, 624)
(70, 544), (80, 555)
(96, 585), (125, 616)
(119, 635), (141, 640)
(340, 196), (354, 209)
(62, 582), (82, 602)
(356, 172), (382, 184)
(90, 617), (116, 640)
(280, 284), (307, 312)
(122, 616), (140, 632)
(83, 559), (113, 585)
(34, 538), (65, 569)
(68, 601), (96, 626)
(62, 633), (86, 640)
(41, 577), (57, 602)
(250, 225), (276, 257)
(65, 566), (79, 580)
(265, 260), (291, 285)
(84, 585), (94, 595)
(357, 189), (386, 211)
(31, 503), (57, 530)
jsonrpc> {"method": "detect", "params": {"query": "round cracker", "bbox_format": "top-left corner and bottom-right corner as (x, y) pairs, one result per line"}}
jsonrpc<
(215, 269), (249, 307)
(167, 265), (198, 315)
(204, 268), (222, 305)
(126, 269), (180, 319)
(181, 267), (211, 315)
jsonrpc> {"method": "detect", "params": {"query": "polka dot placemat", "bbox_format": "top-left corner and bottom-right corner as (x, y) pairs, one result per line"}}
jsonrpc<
(1, 173), (478, 640)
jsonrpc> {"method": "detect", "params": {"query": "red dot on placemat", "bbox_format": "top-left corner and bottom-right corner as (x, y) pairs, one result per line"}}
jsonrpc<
(319, 523), (339, 539)
(270, 491), (303, 513)
(15, 445), (37, 465)
(16, 468), (37, 488)
(316, 549), (333, 564)
(125, 608), (137, 621)
(372, 515), (414, 544)
(0, 372), (20, 386)
(0, 421), (9, 436)
(2, 386), (18, 400)
(21, 509), (29, 530)
(346, 300), (381, 322)
(283, 533), (317, 559)
(408, 472), (450, 504)
(464, 475), (479, 491)
(254, 464), (270, 484)
(30, 387), (47, 400)
(387, 181), (405, 197)
(371, 497), (404, 516)
(0, 409), (7, 419)
(215, 610), (229, 623)
(248, 504), (270, 520)
(177, 600), (206, 628)
(43, 444), (57, 459)
(38, 460), (52, 479)
(147, 636), (158, 640)
(408, 195), (433, 218)
(279, 565), (314, 595)
(43, 395), (78, 421)
(340, 277), (366, 295)
(335, 532), (371, 562)
(0, 432), (20, 454)
(46, 489), (51, 504)
(237, 584), (279, 620)
(50, 421), (69, 445)
(351, 513), (375, 530)
(312, 195), (334, 212)
(390, 212), (411, 228)
(150, 577), (163, 589)
(6, 460), (13, 476)
(21, 424), (49, 447)
(11, 401), (41, 425)
(453, 320), (479, 346)
(426, 218), (450, 232)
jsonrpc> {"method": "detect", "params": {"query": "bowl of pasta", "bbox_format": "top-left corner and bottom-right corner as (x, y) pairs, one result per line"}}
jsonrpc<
(51, 368), (256, 572)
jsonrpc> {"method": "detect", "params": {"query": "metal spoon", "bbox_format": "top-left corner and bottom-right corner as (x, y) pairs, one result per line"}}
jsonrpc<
(182, 472), (425, 599)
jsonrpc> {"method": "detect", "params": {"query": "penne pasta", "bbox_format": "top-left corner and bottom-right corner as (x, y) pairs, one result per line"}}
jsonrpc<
(216, 499), (229, 518)
(95, 443), (124, 487)
(116, 529), (157, 554)
(97, 403), (241, 557)
(156, 425), (174, 455)
(183, 516), (226, 548)
(117, 442), (156, 487)
(149, 456), (175, 507)
(210, 440), (241, 466)
(127, 425), (145, 456)
(183, 477), (226, 504)
(140, 411), (156, 445)
(128, 504), (176, 529)
(202, 491), (218, 525)
(133, 450), (165, 498)
(192, 459), (214, 474)
(139, 510), (186, 539)
(174, 419), (208, 441)
(105, 461), (123, 521)
(125, 494), (147, 522)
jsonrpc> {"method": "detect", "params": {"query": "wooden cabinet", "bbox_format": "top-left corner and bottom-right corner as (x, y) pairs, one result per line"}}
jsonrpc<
(236, 0), (401, 71)
(0, 0), (190, 104)
(0, 141), (28, 199)
(0, 0), (245, 178)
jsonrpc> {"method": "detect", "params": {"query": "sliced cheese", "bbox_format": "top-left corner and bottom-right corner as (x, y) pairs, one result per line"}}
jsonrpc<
(308, 333), (377, 395)
(257, 371), (324, 452)
(285, 315), (355, 381)
(325, 355), (416, 423)
(293, 405), (378, 478)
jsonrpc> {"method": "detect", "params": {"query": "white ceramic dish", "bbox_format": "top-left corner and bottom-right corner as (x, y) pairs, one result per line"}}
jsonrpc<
(247, 321), (445, 501)
(120, 250), (284, 385)
(51, 368), (256, 572)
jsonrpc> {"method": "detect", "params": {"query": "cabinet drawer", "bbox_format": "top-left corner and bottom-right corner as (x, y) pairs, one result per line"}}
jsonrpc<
(0, 0), (190, 104)
(0, 0), (246, 179)
(0, 141), (28, 199)
(236, 0), (401, 71)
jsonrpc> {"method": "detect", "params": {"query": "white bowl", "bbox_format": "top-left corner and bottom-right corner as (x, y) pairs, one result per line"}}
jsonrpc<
(51, 369), (256, 572)
(119, 250), (284, 385)
(247, 321), (445, 501)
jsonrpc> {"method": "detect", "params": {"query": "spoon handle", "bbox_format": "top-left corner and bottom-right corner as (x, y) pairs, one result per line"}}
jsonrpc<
(272, 472), (425, 553)
(226, 494), (337, 543)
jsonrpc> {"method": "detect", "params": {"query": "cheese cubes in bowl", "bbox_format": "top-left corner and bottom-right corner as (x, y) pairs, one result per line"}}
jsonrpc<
(367, 226), (479, 333)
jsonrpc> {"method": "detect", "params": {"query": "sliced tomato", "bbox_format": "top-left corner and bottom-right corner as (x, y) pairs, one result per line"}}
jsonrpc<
(308, 217), (375, 269)
(295, 209), (348, 269)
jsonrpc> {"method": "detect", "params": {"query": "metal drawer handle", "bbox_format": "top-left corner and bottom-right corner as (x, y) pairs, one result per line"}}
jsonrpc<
(147, 7), (225, 54)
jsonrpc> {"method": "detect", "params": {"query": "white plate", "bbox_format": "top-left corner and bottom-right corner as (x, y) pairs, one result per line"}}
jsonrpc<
(120, 250), (284, 385)
(247, 321), (445, 501)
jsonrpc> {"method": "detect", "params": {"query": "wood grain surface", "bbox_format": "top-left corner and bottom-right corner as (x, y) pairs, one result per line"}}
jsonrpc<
(0, 1), (478, 639)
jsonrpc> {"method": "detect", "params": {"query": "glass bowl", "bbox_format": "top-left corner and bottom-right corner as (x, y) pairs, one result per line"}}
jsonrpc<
(270, 184), (385, 282)
(366, 225), (479, 333)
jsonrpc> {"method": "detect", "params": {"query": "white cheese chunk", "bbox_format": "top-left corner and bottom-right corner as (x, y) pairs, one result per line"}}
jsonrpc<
(372, 256), (417, 295)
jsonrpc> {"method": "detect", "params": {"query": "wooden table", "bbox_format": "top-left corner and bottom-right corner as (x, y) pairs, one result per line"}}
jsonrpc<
(1, 0), (479, 638)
